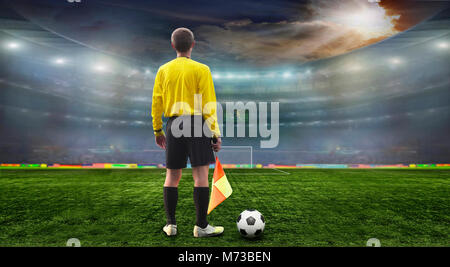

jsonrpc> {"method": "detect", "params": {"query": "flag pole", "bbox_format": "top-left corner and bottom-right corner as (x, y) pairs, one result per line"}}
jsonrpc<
(212, 137), (218, 159)
(207, 137), (233, 214)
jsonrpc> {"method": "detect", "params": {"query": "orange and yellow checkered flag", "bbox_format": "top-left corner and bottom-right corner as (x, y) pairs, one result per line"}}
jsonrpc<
(207, 157), (232, 214)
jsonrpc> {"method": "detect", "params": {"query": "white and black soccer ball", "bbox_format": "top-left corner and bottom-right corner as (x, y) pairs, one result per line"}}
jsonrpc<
(236, 209), (265, 238)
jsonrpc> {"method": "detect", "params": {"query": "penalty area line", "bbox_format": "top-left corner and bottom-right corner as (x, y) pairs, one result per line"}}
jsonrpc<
(270, 168), (291, 175)
(225, 168), (291, 176)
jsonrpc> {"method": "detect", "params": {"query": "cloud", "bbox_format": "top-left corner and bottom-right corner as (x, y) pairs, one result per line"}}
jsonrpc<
(196, 18), (391, 65)
(196, 0), (446, 66)
(378, 0), (446, 32)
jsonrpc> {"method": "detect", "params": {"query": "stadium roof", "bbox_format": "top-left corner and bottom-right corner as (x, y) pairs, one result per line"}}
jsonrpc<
(0, 2), (448, 68)
(0, 12), (84, 51)
(0, 1), (137, 63)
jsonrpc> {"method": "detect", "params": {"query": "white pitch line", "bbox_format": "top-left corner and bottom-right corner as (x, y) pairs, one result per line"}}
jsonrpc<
(223, 168), (291, 176)
(271, 168), (291, 175)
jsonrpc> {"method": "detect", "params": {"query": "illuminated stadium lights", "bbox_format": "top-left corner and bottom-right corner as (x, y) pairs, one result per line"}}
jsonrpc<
(210, 71), (309, 80)
(144, 69), (152, 75)
(93, 64), (108, 73)
(53, 58), (67, 65)
(282, 72), (292, 78)
(4, 41), (20, 50)
(389, 57), (402, 65)
(346, 64), (362, 72)
(436, 42), (448, 49)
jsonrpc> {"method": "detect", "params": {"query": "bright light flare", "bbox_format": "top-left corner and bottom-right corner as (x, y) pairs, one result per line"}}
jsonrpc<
(389, 57), (402, 65)
(93, 64), (108, 73)
(282, 72), (292, 78)
(330, 4), (400, 38)
(436, 42), (448, 49)
(346, 63), (362, 72)
(53, 58), (66, 65)
(5, 42), (20, 50)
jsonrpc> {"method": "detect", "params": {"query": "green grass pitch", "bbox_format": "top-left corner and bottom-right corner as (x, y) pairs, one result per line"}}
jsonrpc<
(0, 168), (448, 247)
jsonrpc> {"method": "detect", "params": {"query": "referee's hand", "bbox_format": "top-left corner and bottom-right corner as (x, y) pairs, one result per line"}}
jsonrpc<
(155, 135), (166, 150)
(212, 137), (222, 152)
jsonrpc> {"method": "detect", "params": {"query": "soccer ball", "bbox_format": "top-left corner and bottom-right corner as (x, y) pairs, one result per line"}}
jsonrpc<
(236, 209), (265, 238)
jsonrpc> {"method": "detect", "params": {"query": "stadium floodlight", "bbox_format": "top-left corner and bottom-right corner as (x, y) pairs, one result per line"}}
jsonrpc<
(212, 73), (221, 79)
(53, 58), (66, 65)
(389, 57), (402, 65)
(347, 64), (362, 72)
(93, 64), (108, 73)
(226, 73), (234, 79)
(282, 72), (292, 78)
(4, 42), (20, 50)
(144, 69), (152, 75)
(436, 42), (448, 49)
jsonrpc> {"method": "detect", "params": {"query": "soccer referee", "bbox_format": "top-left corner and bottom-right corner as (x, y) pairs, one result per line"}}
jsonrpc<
(151, 28), (223, 237)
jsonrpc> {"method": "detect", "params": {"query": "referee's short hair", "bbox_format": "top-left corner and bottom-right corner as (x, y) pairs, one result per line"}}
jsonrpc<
(171, 28), (194, 53)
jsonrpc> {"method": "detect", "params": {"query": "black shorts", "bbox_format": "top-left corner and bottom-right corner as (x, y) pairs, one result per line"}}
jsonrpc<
(165, 116), (215, 169)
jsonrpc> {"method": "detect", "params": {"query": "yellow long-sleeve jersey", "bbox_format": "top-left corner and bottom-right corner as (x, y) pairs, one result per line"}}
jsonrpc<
(151, 57), (221, 137)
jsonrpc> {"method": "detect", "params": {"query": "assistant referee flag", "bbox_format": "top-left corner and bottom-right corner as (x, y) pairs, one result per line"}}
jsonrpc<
(208, 157), (232, 214)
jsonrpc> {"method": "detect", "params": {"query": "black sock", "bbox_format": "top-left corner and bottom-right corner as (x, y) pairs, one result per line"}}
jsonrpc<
(163, 187), (178, 225)
(193, 187), (209, 228)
